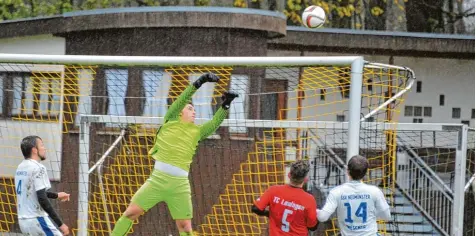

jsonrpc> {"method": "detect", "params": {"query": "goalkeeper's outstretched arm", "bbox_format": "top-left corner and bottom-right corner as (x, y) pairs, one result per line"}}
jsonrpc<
(164, 85), (197, 122)
(164, 73), (220, 122)
(199, 91), (239, 141)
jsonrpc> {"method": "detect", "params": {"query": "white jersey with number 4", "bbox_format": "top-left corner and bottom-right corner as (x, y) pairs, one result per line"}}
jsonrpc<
(15, 159), (51, 219)
(320, 181), (390, 236)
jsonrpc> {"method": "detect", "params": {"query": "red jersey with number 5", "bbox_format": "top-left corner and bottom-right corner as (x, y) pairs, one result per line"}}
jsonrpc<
(254, 185), (318, 235)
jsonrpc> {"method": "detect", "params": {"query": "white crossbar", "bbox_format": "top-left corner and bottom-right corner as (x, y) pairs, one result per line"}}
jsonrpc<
(80, 114), (464, 131)
(0, 53), (362, 66)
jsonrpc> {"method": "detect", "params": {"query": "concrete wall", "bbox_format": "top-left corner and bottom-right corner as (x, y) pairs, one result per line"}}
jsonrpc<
(394, 56), (475, 125)
(0, 35), (65, 55)
(0, 121), (62, 180)
(297, 50), (476, 127)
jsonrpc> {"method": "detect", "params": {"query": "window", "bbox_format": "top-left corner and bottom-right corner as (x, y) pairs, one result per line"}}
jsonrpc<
(12, 74), (33, 115)
(39, 78), (61, 116)
(439, 95), (445, 106)
(339, 78), (350, 99)
(142, 70), (171, 117)
(189, 74), (215, 120)
(404, 106), (413, 116)
(472, 109), (475, 119)
(416, 81), (422, 93)
(229, 75), (249, 133)
(10, 73), (61, 117)
(413, 106), (422, 116)
(367, 79), (373, 91)
(320, 89), (326, 101)
(106, 69), (128, 116)
(366, 117), (374, 122)
(413, 118), (423, 123)
(0, 67), (67, 121)
(338, 69), (350, 99)
(75, 69), (94, 126)
(452, 108), (461, 119)
(424, 107), (432, 117)
(462, 120), (470, 126)
(336, 115), (345, 122)
(384, 91), (396, 105)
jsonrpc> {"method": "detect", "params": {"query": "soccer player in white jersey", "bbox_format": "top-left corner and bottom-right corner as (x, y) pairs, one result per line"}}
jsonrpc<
(15, 136), (71, 235)
(317, 155), (391, 236)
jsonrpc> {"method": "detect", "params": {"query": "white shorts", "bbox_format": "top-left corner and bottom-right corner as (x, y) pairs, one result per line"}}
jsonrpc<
(19, 217), (62, 236)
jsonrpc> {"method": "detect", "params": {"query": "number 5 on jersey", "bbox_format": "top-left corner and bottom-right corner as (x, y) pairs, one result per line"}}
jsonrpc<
(281, 209), (293, 232)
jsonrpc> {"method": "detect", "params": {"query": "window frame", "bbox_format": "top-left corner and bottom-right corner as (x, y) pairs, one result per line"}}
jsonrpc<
(1, 71), (61, 120)
(228, 74), (250, 134)
(452, 108), (461, 119)
(404, 106), (413, 116)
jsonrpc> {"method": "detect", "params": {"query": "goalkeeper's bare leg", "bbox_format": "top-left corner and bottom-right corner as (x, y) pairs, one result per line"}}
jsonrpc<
(176, 220), (193, 235)
(111, 203), (143, 235)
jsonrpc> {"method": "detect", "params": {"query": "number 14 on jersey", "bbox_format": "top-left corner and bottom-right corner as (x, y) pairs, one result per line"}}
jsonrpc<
(344, 202), (367, 223)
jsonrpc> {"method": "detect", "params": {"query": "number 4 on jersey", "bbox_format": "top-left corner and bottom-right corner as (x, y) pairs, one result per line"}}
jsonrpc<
(16, 180), (22, 195)
(344, 202), (367, 223)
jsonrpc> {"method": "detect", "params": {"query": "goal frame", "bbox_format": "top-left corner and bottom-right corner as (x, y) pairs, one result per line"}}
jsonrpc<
(79, 115), (470, 236)
(0, 53), (420, 235)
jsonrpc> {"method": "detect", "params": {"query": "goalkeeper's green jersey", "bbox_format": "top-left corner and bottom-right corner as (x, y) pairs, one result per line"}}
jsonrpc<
(148, 85), (228, 172)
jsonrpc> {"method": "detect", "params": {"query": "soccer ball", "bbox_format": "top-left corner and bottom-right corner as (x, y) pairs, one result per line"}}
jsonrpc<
(302, 5), (326, 28)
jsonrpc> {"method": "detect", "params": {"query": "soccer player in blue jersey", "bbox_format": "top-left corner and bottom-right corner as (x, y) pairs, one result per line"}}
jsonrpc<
(317, 155), (391, 236)
(15, 136), (71, 235)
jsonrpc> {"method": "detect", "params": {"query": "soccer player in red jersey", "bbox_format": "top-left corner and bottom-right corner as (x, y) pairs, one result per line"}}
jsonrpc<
(252, 159), (318, 235)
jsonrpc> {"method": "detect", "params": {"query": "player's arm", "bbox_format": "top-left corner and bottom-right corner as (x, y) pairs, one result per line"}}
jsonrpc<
(252, 187), (273, 217)
(34, 170), (63, 227)
(199, 92), (238, 141)
(251, 205), (269, 217)
(375, 189), (391, 220)
(164, 73), (219, 122)
(306, 197), (319, 231)
(37, 189), (64, 226)
(47, 191), (70, 201)
(46, 191), (58, 199)
(317, 191), (338, 222)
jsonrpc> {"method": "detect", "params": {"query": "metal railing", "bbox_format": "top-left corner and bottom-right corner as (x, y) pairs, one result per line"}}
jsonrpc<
(396, 144), (453, 236)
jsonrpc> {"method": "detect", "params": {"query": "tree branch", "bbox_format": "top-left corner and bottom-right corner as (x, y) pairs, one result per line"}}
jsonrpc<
(419, 0), (474, 19)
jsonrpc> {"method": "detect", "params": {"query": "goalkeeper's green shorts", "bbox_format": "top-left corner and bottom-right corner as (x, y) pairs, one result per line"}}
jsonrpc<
(131, 169), (192, 219)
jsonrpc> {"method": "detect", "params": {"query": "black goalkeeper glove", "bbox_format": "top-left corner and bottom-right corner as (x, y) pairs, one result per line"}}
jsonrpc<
(221, 91), (239, 110)
(193, 72), (220, 89)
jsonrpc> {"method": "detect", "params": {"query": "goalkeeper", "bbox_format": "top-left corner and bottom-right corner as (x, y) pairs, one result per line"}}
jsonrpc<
(111, 73), (238, 236)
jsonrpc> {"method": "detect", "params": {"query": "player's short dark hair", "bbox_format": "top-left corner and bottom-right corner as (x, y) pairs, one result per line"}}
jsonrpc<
(290, 159), (310, 184)
(348, 155), (369, 180)
(21, 135), (42, 159)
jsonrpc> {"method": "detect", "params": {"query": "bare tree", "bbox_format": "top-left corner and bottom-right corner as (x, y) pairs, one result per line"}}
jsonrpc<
(462, 0), (475, 34)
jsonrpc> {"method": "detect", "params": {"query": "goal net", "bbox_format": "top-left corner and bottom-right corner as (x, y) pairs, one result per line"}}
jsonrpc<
(0, 54), (427, 235)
